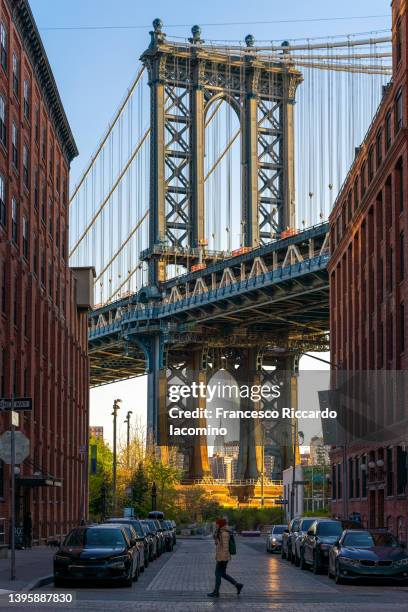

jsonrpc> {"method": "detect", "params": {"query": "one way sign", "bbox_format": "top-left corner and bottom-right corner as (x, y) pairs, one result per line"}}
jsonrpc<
(0, 398), (32, 411)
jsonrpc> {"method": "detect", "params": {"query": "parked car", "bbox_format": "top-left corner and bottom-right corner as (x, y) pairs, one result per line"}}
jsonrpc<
(164, 519), (176, 546)
(142, 518), (163, 557)
(281, 518), (300, 561)
(291, 517), (320, 566)
(53, 525), (139, 587)
(301, 519), (345, 573)
(140, 519), (158, 560)
(328, 529), (408, 584)
(160, 519), (174, 551)
(153, 519), (166, 554)
(266, 525), (286, 553)
(103, 518), (149, 569)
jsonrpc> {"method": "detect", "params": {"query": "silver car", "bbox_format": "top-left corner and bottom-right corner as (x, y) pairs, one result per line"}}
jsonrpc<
(266, 525), (286, 553)
(291, 517), (320, 566)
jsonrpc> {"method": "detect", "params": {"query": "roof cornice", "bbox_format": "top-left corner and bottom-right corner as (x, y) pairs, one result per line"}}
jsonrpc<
(7, 0), (78, 164)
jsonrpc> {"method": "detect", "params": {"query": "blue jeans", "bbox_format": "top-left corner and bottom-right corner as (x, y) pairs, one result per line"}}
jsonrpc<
(214, 561), (238, 592)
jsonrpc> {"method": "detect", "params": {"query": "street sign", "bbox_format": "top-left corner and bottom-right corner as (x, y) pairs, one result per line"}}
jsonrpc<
(275, 499), (288, 505)
(11, 411), (19, 427)
(0, 431), (30, 464)
(0, 398), (32, 411)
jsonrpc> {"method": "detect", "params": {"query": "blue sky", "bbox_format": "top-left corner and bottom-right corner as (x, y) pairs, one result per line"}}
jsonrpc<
(28, 1), (390, 445)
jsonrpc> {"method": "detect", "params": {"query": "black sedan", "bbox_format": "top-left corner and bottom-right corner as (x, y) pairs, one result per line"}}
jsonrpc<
(301, 519), (344, 573)
(104, 518), (150, 568)
(329, 529), (408, 584)
(53, 525), (139, 587)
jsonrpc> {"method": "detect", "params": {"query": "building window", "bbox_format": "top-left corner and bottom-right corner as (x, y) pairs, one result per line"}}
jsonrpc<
(11, 197), (18, 243)
(355, 457), (360, 498)
(353, 179), (358, 211)
(1, 264), (5, 314)
(49, 143), (53, 178)
(397, 446), (407, 495)
(361, 456), (367, 497)
(23, 144), (29, 188)
(0, 24), (7, 72)
(360, 162), (366, 197)
(23, 80), (30, 119)
(40, 253), (45, 286)
(0, 95), (6, 146)
(376, 129), (382, 166)
(0, 174), (5, 227)
(62, 175), (67, 207)
(22, 216), (28, 259)
(33, 235), (38, 275)
(41, 127), (46, 159)
(395, 88), (403, 132)
(48, 198), (53, 238)
(56, 161), (60, 194)
(348, 458), (354, 498)
(34, 168), (39, 210)
(48, 261), (53, 297)
(34, 106), (39, 142)
(401, 302), (405, 354)
(13, 274), (17, 325)
(337, 463), (342, 498)
(385, 111), (392, 150)
(396, 18), (402, 64)
(41, 179), (46, 222)
(397, 158), (404, 212)
(400, 233), (404, 280)
(332, 464), (336, 499)
(11, 122), (18, 168)
(12, 53), (19, 98)
(368, 146), (374, 183)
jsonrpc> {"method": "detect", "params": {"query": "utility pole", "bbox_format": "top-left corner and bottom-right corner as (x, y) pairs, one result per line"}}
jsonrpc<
(112, 399), (121, 514)
(124, 411), (133, 467)
(290, 419), (297, 520)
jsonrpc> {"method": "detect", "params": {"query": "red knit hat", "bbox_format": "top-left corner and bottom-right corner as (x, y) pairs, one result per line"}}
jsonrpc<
(216, 518), (227, 527)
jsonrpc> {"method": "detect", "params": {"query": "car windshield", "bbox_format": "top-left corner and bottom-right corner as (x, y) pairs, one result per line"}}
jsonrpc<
(272, 526), (285, 534)
(343, 532), (398, 547)
(146, 520), (156, 532)
(132, 522), (144, 537)
(65, 528), (126, 548)
(316, 522), (343, 536)
(300, 519), (316, 531)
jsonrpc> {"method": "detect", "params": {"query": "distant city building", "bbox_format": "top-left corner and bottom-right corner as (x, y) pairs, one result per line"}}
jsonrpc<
(89, 426), (104, 440)
(310, 436), (330, 465)
(224, 441), (239, 458)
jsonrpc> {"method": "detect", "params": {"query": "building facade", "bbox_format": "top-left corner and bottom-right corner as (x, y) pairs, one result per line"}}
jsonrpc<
(328, 0), (408, 541)
(0, 0), (91, 543)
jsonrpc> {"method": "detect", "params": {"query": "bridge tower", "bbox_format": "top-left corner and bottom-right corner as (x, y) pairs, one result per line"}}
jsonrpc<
(140, 20), (302, 479)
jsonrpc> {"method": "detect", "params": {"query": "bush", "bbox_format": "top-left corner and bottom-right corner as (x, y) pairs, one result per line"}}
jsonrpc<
(223, 507), (283, 531)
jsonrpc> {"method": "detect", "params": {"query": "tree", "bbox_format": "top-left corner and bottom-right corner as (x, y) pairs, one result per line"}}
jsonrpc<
(128, 462), (150, 516)
(88, 436), (113, 520)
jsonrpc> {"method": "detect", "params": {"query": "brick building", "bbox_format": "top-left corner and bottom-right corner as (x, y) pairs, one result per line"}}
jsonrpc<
(0, 0), (92, 543)
(328, 0), (408, 542)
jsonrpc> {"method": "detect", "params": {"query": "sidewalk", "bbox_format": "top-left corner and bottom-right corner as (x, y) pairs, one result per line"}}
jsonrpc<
(0, 547), (54, 592)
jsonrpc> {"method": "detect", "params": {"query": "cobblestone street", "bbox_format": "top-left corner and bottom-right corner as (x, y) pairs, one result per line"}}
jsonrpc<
(33, 537), (408, 611)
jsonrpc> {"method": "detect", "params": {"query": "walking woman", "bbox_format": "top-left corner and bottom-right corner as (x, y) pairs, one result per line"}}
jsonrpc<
(207, 517), (243, 598)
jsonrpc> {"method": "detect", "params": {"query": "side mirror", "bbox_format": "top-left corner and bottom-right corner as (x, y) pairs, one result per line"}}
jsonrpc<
(307, 529), (314, 536)
(130, 538), (137, 546)
(335, 539), (340, 547)
(284, 529), (289, 534)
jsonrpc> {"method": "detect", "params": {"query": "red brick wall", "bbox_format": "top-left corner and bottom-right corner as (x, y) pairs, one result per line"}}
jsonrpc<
(0, 0), (89, 542)
(328, 0), (408, 539)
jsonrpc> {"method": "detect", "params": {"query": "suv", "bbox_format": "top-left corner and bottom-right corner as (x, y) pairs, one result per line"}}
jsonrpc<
(281, 518), (300, 561)
(266, 525), (286, 553)
(160, 520), (174, 551)
(164, 520), (176, 546)
(142, 519), (163, 557)
(291, 517), (320, 566)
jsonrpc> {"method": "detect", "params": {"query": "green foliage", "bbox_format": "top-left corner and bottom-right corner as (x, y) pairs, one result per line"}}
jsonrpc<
(223, 507), (283, 531)
(88, 436), (113, 520)
(303, 508), (330, 517)
(128, 462), (150, 516)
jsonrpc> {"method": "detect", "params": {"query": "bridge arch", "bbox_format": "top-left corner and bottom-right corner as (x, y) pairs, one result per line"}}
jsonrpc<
(204, 96), (242, 253)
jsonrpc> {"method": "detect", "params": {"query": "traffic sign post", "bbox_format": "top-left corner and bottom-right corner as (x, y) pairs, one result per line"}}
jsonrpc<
(10, 408), (15, 581)
(0, 398), (32, 411)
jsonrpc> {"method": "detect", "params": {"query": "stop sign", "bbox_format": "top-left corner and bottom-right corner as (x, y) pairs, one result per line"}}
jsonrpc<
(0, 431), (30, 464)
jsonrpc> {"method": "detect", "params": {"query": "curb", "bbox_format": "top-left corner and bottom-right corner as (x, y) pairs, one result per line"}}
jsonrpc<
(22, 574), (54, 592)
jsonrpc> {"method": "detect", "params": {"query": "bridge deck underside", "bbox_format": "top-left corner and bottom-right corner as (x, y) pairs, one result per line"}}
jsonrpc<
(89, 336), (146, 386)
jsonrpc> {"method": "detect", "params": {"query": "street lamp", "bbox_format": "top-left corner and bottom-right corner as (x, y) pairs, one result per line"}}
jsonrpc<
(112, 399), (122, 513)
(290, 423), (304, 520)
(124, 411), (133, 467)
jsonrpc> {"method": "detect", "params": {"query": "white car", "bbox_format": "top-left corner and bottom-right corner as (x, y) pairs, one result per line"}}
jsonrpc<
(266, 525), (286, 553)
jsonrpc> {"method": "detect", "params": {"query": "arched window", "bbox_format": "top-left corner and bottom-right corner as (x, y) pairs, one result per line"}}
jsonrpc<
(0, 174), (5, 226)
(12, 52), (19, 97)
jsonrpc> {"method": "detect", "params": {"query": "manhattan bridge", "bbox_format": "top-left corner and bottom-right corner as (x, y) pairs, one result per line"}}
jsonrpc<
(69, 20), (391, 485)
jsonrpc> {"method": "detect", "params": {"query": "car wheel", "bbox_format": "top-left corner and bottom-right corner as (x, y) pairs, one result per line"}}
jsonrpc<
(54, 577), (65, 588)
(312, 553), (320, 574)
(299, 551), (307, 570)
(334, 561), (346, 585)
(133, 559), (139, 582)
(122, 565), (133, 587)
(287, 547), (292, 562)
(290, 549), (296, 564)
(145, 555), (149, 568)
(281, 546), (286, 559)
(295, 552), (300, 567)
